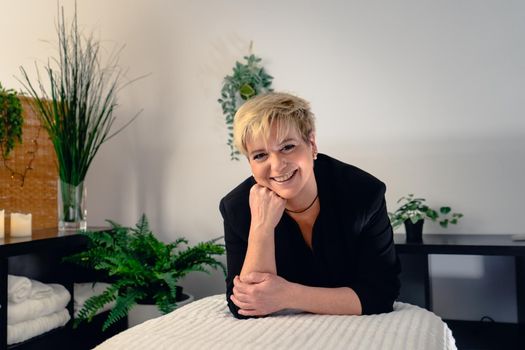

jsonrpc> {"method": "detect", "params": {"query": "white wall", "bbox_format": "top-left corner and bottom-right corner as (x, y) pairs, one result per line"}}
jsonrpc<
(1, 0), (524, 322)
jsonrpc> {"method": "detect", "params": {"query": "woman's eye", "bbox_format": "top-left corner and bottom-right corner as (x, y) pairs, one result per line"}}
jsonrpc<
(282, 144), (296, 152)
(253, 153), (268, 161)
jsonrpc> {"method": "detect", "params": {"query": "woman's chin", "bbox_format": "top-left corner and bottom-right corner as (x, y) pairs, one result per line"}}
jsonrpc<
(272, 188), (299, 200)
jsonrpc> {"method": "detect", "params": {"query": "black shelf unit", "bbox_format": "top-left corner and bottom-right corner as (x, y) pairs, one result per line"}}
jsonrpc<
(444, 319), (525, 350)
(0, 228), (126, 350)
(395, 233), (525, 350)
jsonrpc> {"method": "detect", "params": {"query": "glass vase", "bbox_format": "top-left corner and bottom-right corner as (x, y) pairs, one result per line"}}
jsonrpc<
(58, 179), (87, 231)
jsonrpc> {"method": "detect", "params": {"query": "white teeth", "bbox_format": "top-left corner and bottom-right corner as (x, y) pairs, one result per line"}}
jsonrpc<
(273, 170), (295, 182)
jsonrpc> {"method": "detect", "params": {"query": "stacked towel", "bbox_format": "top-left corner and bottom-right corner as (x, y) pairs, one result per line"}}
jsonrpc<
(7, 275), (32, 303)
(8, 309), (70, 345)
(7, 275), (71, 345)
(7, 275), (54, 303)
(8, 283), (71, 324)
(30, 280), (54, 300)
(74, 282), (115, 317)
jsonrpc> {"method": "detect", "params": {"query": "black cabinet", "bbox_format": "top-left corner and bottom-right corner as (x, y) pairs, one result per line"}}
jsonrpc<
(395, 233), (525, 349)
(0, 229), (125, 350)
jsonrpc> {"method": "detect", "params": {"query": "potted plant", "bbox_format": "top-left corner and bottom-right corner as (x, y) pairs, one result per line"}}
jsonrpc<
(19, 6), (139, 230)
(65, 214), (226, 330)
(218, 47), (273, 160)
(0, 83), (23, 160)
(388, 194), (463, 242)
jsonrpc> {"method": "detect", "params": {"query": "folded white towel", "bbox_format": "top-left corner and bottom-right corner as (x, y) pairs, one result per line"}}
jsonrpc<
(30, 280), (53, 300)
(7, 308), (70, 345)
(74, 282), (115, 317)
(7, 275), (32, 304)
(8, 284), (71, 325)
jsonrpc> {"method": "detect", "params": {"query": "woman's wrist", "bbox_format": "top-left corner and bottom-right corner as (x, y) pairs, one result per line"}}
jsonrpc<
(285, 281), (302, 310)
(283, 284), (363, 315)
(249, 223), (275, 239)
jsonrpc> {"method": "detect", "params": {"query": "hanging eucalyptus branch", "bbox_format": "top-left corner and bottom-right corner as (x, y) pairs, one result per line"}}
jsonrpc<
(218, 53), (273, 160)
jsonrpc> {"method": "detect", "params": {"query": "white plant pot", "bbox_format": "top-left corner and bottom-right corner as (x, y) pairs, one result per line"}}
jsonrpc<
(127, 293), (194, 328)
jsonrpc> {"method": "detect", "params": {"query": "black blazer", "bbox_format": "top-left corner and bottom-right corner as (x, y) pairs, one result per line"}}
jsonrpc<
(219, 154), (400, 319)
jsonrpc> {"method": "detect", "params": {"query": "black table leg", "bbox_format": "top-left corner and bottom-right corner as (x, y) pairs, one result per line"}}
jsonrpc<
(516, 256), (525, 325)
(397, 253), (432, 310)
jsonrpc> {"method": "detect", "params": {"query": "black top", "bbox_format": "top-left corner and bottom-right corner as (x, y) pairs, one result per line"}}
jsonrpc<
(219, 154), (401, 319)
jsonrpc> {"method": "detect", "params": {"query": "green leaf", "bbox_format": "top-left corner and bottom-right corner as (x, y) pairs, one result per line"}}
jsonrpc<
(426, 209), (438, 220)
(440, 207), (451, 214)
(410, 216), (422, 224)
(103, 289), (144, 331)
(73, 283), (120, 328)
(239, 83), (256, 100)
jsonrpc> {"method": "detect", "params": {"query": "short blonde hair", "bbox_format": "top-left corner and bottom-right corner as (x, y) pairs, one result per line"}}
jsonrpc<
(233, 92), (315, 156)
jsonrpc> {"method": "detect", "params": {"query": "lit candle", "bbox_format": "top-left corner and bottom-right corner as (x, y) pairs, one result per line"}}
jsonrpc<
(0, 210), (4, 238)
(11, 213), (32, 237)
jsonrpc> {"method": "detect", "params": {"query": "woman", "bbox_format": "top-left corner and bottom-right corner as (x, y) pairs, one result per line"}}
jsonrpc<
(219, 92), (400, 319)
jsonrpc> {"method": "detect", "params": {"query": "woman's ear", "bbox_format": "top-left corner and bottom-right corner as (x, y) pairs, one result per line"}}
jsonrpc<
(308, 131), (318, 159)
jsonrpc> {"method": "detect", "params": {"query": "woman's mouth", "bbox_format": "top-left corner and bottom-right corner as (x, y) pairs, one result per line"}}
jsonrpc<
(271, 169), (297, 183)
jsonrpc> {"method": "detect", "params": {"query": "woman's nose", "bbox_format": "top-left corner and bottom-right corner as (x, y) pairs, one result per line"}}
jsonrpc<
(270, 154), (286, 171)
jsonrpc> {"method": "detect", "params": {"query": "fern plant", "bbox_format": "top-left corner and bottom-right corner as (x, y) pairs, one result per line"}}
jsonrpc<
(218, 53), (273, 160)
(65, 214), (226, 331)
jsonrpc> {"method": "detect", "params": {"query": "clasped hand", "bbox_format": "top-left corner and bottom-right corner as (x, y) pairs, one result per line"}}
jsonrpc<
(231, 272), (292, 316)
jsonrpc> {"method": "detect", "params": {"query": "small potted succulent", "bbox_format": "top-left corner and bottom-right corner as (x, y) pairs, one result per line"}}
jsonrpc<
(388, 194), (463, 242)
(65, 214), (226, 330)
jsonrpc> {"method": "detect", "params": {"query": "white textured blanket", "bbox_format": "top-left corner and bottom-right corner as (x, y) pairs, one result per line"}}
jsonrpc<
(96, 294), (456, 350)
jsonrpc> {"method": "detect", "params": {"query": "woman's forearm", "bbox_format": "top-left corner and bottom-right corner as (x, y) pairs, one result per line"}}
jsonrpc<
(240, 225), (276, 278)
(287, 283), (362, 315)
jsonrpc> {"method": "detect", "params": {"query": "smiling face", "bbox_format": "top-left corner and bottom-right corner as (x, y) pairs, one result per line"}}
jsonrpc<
(246, 123), (318, 203)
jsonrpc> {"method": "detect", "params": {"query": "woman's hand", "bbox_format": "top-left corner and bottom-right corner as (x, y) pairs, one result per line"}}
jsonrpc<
(231, 272), (292, 316)
(249, 184), (286, 232)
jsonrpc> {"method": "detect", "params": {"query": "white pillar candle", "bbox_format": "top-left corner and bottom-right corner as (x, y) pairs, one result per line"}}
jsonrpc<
(11, 213), (32, 237)
(0, 210), (4, 238)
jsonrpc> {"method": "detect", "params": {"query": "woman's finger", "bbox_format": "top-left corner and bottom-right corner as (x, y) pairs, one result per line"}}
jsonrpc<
(230, 294), (254, 310)
(238, 308), (262, 316)
(233, 285), (249, 299)
(233, 275), (250, 293)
